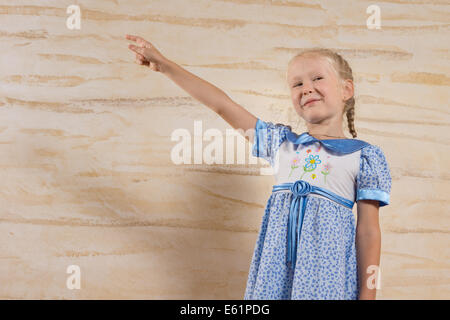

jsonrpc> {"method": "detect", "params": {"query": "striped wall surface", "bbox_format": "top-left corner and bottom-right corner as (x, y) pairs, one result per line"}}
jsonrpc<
(0, 0), (449, 299)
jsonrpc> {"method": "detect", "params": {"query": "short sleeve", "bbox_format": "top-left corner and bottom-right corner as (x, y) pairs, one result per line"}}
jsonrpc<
(252, 118), (290, 167)
(356, 144), (392, 207)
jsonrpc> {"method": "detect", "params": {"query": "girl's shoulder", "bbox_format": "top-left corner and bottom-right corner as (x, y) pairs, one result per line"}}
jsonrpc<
(359, 142), (388, 158)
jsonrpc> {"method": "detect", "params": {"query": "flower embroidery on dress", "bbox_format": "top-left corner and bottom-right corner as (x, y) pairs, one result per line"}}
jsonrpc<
(321, 162), (332, 184)
(288, 155), (301, 178)
(305, 154), (321, 170)
(288, 145), (331, 183)
(299, 154), (322, 180)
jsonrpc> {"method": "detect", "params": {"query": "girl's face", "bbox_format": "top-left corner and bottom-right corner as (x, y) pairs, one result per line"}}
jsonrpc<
(286, 55), (353, 125)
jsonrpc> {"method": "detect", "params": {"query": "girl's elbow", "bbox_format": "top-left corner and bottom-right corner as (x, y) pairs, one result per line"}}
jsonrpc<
(356, 226), (381, 238)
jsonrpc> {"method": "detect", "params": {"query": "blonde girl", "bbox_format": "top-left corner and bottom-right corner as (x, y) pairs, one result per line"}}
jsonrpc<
(126, 35), (392, 300)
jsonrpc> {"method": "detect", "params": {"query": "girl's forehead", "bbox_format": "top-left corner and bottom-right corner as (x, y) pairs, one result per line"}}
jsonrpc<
(290, 56), (331, 73)
(287, 55), (336, 81)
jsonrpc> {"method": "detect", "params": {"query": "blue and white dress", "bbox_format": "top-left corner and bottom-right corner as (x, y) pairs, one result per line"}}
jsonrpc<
(244, 118), (392, 300)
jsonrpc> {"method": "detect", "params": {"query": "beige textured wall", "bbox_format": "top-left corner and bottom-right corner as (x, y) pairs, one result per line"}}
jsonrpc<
(0, 0), (449, 299)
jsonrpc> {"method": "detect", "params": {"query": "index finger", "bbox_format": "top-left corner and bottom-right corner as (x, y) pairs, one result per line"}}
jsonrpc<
(126, 34), (147, 46)
(125, 34), (139, 41)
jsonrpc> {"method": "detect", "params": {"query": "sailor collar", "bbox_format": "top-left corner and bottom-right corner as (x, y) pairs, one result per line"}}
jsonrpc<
(286, 130), (370, 154)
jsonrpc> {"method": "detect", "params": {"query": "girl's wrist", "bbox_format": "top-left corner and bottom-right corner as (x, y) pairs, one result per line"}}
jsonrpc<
(160, 58), (175, 75)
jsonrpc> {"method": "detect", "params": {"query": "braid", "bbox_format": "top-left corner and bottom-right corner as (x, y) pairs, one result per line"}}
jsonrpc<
(287, 48), (358, 138)
(345, 98), (357, 138)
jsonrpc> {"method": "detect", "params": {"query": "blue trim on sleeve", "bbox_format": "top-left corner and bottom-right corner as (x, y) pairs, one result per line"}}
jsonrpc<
(252, 118), (267, 158)
(356, 188), (390, 207)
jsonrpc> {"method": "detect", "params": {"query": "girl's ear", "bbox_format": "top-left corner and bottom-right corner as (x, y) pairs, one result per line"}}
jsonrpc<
(341, 79), (354, 102)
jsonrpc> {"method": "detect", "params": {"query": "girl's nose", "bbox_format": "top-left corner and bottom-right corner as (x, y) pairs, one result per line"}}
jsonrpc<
(301, 81), (314, 94)
(302, 87), (313, 95)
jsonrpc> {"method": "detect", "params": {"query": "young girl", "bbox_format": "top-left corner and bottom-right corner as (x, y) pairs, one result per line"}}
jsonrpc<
(126, 35), (392, 300)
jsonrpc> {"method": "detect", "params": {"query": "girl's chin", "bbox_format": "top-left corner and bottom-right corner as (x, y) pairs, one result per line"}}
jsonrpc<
(302, 112), (328, 123)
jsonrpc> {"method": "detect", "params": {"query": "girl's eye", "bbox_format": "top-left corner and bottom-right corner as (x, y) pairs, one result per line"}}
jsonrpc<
(294, 77), (322, 87)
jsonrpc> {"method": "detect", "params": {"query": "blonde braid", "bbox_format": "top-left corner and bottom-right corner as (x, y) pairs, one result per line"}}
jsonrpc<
(345, 98), (357, 138)
(287, 48), (358, 138)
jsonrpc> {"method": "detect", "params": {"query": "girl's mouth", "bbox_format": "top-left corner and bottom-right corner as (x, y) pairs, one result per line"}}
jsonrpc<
(303, 99), (321, 107)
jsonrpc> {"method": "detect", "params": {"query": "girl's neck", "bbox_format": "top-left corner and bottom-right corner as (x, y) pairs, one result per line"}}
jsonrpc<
(306, 121), (347, 139)
(307, 131), (348, 140)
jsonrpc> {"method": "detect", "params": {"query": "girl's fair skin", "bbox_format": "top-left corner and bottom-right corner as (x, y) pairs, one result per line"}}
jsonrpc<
(126, 34), (381, 300)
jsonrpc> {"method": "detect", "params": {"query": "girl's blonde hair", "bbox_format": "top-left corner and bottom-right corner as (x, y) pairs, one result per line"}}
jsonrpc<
(287, 48), (357, 138)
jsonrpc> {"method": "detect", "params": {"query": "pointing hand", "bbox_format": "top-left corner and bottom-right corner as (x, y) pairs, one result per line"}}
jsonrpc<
(126, 34), (168, 72)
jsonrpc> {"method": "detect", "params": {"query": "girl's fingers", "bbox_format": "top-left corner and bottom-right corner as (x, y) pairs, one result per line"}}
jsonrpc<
(127, 35), (153, 67)
(135, 52), (150, 66)
(135, 56), (146, 65)
(136, 52), (146, 62)
(126, 34), (150, 47)
(128, 44), (145, 55)
(126, 34), (142, 43)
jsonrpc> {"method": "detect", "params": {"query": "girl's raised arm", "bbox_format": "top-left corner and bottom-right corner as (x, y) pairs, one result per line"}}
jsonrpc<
(126, 34), (258, 142)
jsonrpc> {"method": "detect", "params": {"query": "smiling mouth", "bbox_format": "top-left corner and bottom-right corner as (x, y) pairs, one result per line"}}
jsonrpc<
(303, 99), (321, 107)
